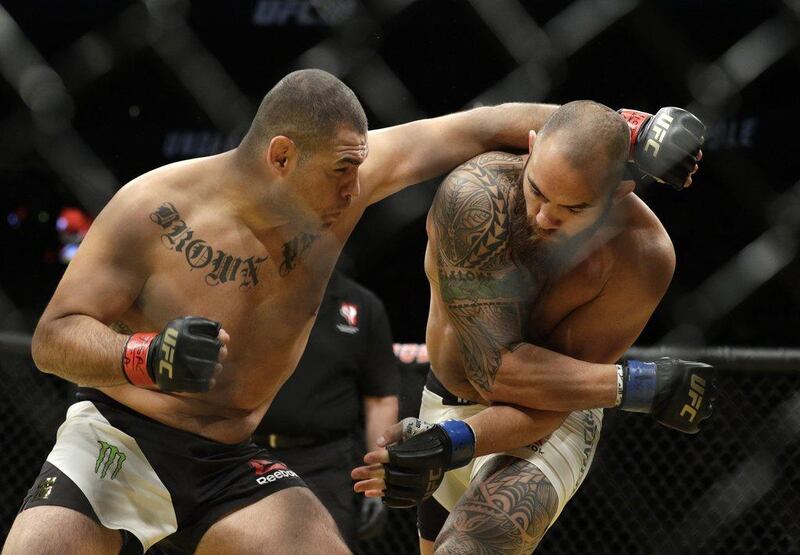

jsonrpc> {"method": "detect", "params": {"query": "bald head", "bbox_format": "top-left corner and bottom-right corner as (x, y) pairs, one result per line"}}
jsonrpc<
(538, 100), (629, 190)
(241, 69), (368, 163)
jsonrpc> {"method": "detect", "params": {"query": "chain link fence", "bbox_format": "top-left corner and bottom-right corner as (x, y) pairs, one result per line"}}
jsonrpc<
(2, 0), (799, 552)
(3, 355), (799, 553)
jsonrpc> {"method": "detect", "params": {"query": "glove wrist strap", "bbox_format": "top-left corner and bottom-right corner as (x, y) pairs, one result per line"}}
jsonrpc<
(615, 364), (624, 407)
(440, 419), (475, 470)
(122, 333), (157, 388)
(618, 109), (651, 160)
(619, 360), (657, 413)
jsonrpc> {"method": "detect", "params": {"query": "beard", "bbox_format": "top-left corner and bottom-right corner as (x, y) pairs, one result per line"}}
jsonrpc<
(508, 159), (613, 287)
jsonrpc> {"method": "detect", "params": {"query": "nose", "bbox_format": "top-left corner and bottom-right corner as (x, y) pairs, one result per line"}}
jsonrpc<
(535, 203), (561, 230)
(342, 176), (360, 201)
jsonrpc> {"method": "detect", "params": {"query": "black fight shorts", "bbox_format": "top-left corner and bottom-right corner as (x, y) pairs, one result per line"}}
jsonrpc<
(19, 389), (307, 554)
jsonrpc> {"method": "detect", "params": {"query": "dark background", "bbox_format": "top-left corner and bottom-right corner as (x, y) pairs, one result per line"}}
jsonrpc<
(1, 1), (799, 553)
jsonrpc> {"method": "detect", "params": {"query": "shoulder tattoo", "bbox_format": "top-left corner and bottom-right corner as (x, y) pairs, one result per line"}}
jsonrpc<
(430, 154), (528, 393)
(432, 155), (519, 273)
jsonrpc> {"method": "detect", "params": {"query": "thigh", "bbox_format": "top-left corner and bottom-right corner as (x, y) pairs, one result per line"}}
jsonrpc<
(277, 441), (359, 547)
(435, 456), (559, 555)
(3, 506), (122, 555)
(194, 486), (351, 555)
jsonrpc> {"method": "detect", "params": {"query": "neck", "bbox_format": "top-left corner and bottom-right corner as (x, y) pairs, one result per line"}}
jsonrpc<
(220, 148), (291, 236)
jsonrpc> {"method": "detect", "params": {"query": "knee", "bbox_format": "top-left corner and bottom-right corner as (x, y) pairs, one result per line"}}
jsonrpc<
(292, 490), (350, 554)
(3, 507), (121, 555)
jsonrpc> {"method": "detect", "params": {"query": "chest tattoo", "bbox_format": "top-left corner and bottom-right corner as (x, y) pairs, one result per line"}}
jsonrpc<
(279, 232), (319, 276)
(150, 202), (268, 289)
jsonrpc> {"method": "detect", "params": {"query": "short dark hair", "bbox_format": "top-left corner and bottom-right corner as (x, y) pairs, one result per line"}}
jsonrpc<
(241, 69), (368, 162)
(538, 100), (629, 189)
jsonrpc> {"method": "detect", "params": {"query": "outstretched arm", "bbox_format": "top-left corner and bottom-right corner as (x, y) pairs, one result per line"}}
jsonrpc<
(360, 103), (558, 204)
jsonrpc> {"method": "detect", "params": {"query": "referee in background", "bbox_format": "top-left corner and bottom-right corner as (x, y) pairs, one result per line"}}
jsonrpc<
(254, 266), (399, 549)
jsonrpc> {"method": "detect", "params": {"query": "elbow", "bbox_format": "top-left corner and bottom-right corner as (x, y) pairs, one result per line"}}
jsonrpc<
(481, 350), (548, 409)
(31, 320), (56, 374)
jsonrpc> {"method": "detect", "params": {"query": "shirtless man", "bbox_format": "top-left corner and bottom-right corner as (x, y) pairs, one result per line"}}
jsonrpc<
(2, 70), (565, 555)
(352, 101), (715, 554)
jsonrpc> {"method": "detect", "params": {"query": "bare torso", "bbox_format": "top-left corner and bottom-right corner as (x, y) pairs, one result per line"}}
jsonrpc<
(424, 154), (668, 402)
(96, 155), (369, 442)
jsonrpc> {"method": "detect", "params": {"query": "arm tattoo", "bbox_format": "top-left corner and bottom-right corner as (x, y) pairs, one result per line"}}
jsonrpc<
(109, 321), (133, 334)
(432, 153), (528, 392)
(150, 203), (268, 289)
(436, 456), (559, 554)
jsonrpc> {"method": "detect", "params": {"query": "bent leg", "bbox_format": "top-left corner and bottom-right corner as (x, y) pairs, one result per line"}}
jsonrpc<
(434, 456), (558, 555)
(3, 506), (122, 555)
(195, 486), (350, 555)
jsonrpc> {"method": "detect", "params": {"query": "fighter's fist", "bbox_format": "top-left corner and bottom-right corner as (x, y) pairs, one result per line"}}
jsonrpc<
(619, 358), (717, 434)
(619, 107), (706, 190)
(122, 316), (227, 393)
(383, 418), (475, 508)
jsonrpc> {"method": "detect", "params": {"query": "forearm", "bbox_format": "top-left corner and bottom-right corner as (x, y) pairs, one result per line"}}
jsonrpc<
(485, 102), (559, 150)
(32, 314), (129, 387)
(364, 396), (399, 451)
(465, 404), (569, 457)
(482, 343), (618, 411)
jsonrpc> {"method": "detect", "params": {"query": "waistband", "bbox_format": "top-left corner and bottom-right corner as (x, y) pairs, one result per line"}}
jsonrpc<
(74, 387), (256, 449)
(251, 430), (350, 450)
(425, 371), (477, 406)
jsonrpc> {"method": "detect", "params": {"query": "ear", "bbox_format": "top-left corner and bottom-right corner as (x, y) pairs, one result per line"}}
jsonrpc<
(266, 135), (298, 176)
(528, 130), (537, 153)
(613, 179), (636, 203)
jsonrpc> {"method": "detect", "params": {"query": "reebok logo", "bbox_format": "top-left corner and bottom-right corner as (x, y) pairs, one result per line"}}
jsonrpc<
(248, 459), (288, 476)
(248, 459), (298, 484)
(256, 469), (298, 485)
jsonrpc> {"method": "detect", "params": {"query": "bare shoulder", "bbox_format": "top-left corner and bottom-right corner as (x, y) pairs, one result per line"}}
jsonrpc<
(101, 159), (211, 234)
(609, 194), (676, 294)
(431, 151), (523, 270)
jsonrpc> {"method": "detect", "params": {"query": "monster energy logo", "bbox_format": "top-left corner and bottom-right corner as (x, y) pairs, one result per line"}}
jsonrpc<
(95, 441), (126, 480)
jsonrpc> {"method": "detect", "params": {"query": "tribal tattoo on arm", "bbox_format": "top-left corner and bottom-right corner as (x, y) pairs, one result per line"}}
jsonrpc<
(431, 152), (530, 394)
(435, 456), (559, 555)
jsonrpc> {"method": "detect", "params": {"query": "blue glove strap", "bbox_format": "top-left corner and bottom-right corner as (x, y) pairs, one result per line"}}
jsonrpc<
(440, 419), (476, 470)
(621, 360), (657, 413)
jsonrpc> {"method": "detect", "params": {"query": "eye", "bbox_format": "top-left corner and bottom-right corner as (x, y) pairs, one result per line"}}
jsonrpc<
(530, 186), (542, 198)
(566, 207), (584, 215)
(334, 168), (348, 174)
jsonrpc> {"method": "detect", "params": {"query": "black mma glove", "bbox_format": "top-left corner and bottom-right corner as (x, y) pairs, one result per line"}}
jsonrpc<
(619, 107), (706, 190)
(383, 418), (475, 509)
(122, 316), (222, 393)
(618, 358), (717, 433)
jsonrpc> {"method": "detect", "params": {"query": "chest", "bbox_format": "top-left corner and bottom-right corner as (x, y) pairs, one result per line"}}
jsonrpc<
(525, 251), (611, 342)
(135, 227), (345, 355)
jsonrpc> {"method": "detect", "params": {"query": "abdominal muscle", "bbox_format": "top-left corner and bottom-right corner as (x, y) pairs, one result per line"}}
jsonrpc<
(98, 338), (309, 444)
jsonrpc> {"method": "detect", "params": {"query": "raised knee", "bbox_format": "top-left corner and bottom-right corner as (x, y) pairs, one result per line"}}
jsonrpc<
(286, 490), (349, 553)
(3, 507), (121, 555)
